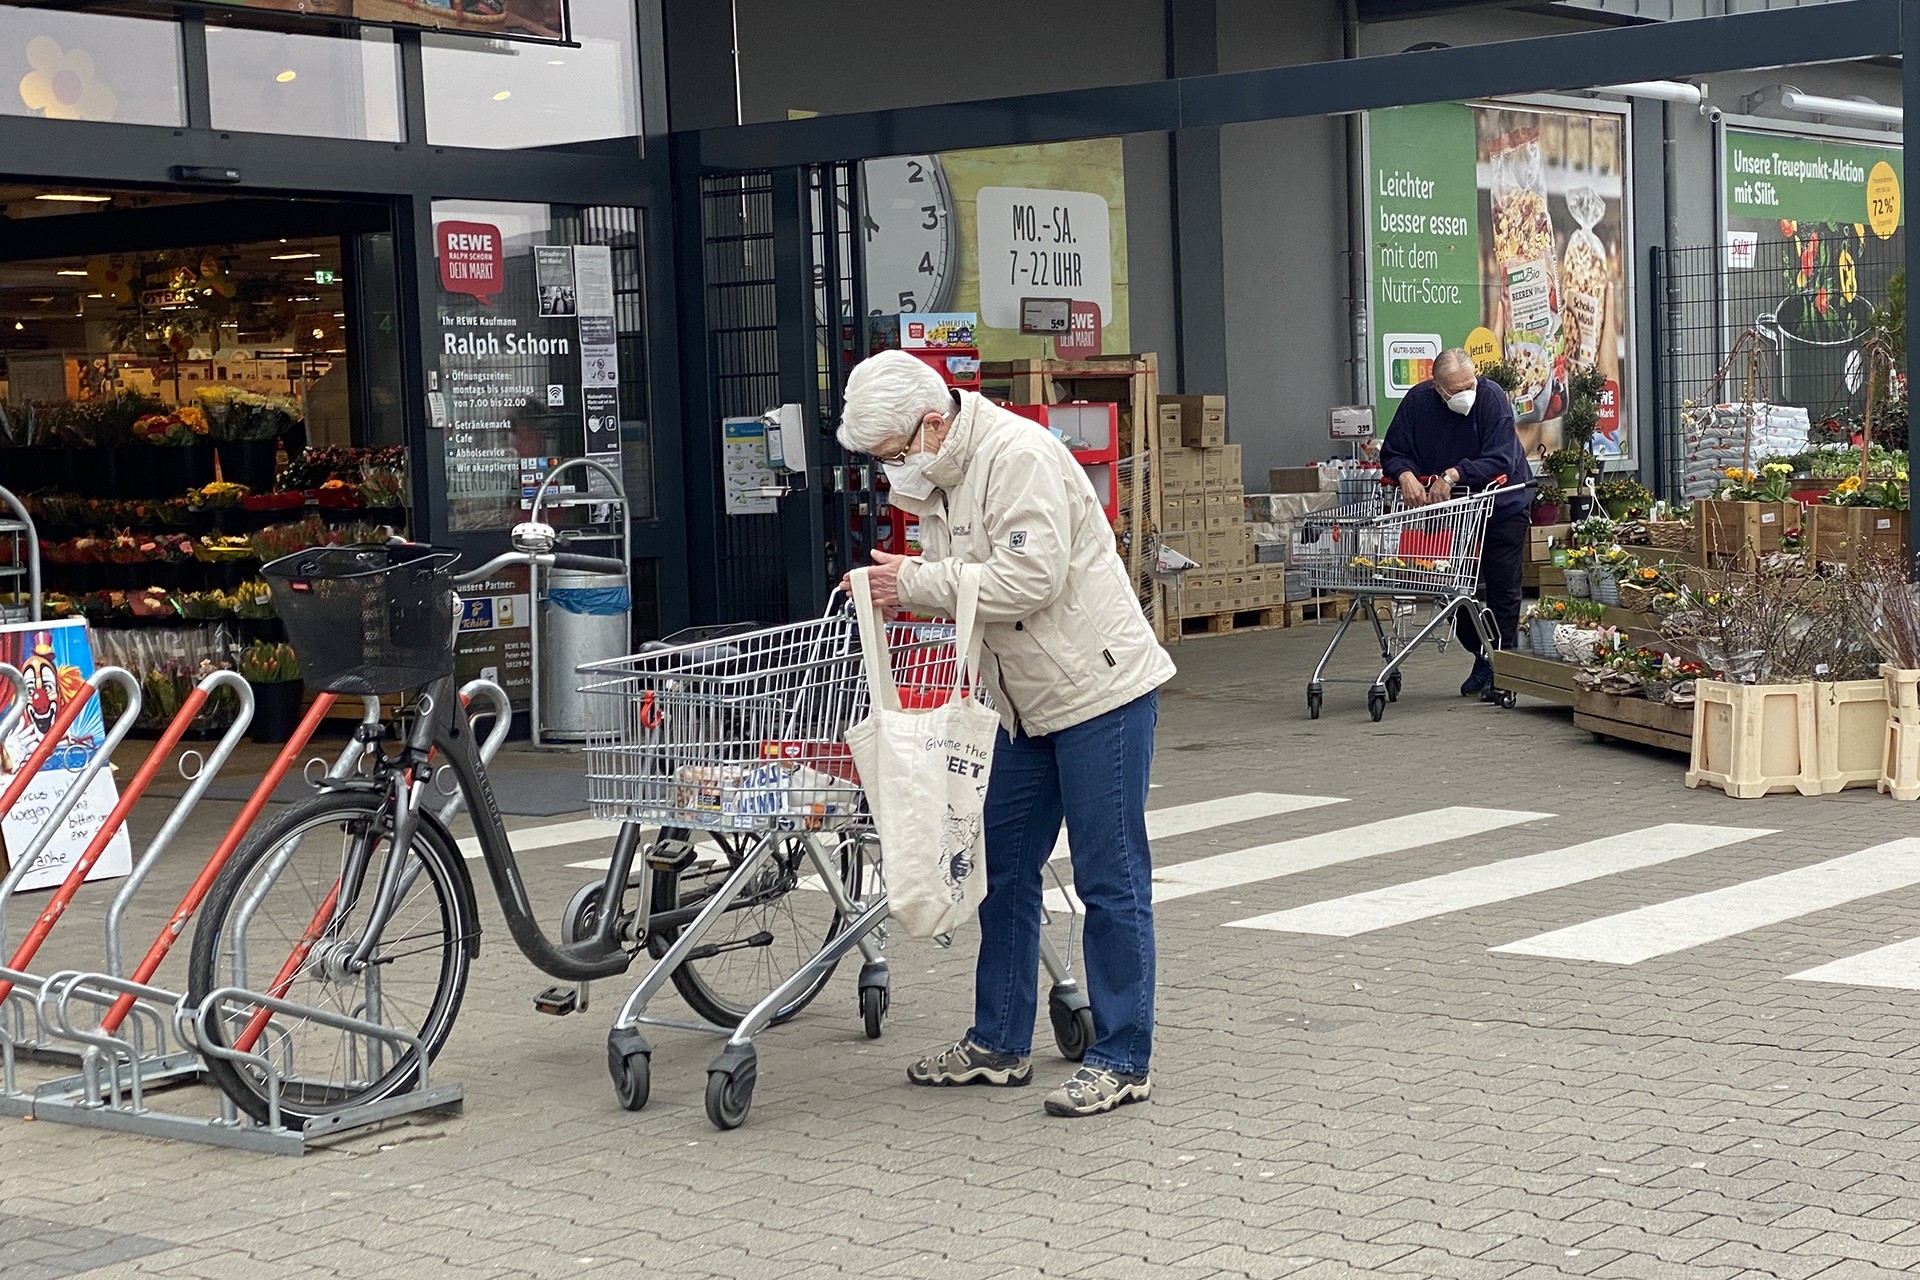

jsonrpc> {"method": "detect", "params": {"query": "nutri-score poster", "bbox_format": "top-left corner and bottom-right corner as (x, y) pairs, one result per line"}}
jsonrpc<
(1368, 101), (1632, 459)
(0, 620), (132, 893)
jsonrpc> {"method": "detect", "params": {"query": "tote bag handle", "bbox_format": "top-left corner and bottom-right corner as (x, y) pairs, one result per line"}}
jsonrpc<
(850, 565), (985, 711)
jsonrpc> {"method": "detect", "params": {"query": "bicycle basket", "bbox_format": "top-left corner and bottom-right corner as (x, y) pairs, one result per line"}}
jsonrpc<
(263, 544), (460, 695)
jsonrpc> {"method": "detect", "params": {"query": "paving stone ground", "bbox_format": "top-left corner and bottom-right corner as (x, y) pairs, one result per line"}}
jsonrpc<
(9, 613), (1920, 1279)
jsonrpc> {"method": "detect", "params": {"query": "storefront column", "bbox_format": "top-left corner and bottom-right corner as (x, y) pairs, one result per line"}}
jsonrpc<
(1904, 0), (1919, 569)
(1170, 0), (1227, 395)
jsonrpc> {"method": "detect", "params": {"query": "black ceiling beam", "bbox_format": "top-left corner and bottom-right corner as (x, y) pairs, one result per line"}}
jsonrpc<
(693, 0), (1900, 172)
(0, 198), (392, 263)
(1357, 0), (1524, 18)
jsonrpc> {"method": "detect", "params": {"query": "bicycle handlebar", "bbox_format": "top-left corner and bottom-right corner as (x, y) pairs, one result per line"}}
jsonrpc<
(451, 550), (626, 587)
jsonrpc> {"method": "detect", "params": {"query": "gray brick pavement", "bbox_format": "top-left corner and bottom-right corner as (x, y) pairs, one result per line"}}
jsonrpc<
(12, 625), (1920, 1278)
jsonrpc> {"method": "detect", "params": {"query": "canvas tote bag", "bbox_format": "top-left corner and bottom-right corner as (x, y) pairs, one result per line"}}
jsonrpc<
(844, 566), (998, 939)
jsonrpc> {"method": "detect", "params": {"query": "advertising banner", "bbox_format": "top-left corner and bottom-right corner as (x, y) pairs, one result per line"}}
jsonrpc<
(135, 0), (568, 43)
(1723, 128), (1903, 366)
(1368, 101), (1632, 459)
(0, 620), (132, 893)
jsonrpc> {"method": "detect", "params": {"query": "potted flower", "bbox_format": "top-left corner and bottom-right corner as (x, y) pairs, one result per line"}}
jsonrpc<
(358, 463), (409, 529)
(230, 577), (283, 642)
(1596, 476), (1654, 521)
(185, 480), (251, 535)
(1587, 545), (1634, 607)
(1543, 447), (1589, 493)
(1562, 545), (1593, 599)
(1530, 481), (1564, 527)
(1526, 597), (1571, 657)
(240, 640), (304, 744)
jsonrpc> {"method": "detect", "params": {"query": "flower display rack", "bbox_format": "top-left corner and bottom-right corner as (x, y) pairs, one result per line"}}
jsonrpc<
(1686, 679), (1820, 799)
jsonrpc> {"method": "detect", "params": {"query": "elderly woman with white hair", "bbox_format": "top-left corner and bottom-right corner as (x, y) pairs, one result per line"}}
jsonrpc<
(837, 348), (1174, 1118)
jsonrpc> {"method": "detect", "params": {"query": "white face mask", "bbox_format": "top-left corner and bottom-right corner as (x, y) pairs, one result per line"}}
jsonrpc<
(883, 452), (936, 501)
(1445, 387), (1477, 416)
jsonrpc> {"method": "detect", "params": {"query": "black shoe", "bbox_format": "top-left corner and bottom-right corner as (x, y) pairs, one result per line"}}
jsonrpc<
(1460, 654), (1493, 697)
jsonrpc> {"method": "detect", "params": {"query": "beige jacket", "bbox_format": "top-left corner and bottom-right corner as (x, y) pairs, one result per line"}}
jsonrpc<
(894, 391), (1175, 737)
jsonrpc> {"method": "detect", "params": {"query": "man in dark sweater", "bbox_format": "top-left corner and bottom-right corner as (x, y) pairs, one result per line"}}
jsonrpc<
(1379, 348), (1533, 699)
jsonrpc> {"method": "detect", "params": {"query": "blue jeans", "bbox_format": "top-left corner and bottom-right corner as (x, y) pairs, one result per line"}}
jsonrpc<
(968, 691), (1158, 1077)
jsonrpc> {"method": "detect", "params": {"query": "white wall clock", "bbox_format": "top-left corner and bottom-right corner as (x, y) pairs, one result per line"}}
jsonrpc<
(858, 153), (957, 315)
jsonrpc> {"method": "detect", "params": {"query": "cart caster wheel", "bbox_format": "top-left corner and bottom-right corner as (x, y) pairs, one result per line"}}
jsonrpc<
(1049, 996), (1095, 1062)
(607, 1027), (652, 1112)
(1385, 673), (1403, 703)
(860, 984), (888, 1039)
(705, 1062), (757, 1131)
(610, 1050), (651, 1111)
(1367, 690), (1387, 722)
(1499, 689), (1517, 709)
(1307, 689), (1323, 720)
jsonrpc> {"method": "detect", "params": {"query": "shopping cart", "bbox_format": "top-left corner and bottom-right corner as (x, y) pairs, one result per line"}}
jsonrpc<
(577, 597), (1094, 1128)
(1295, 479), (1528, 721)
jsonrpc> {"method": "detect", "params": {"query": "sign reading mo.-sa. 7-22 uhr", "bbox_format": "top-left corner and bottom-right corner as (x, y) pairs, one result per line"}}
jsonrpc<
(113, 0), (568, 42)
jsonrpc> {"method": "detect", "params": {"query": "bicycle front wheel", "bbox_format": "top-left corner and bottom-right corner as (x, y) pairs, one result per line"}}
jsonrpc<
(653, 831), (865, 1028)
(187, 791), (474, 1129)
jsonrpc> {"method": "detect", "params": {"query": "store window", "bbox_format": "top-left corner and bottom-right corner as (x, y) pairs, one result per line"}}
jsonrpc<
(206, 24), (403, 143)
(0, 7), (184, 127)
(420, 0), (639, 150)
(428, 199), (653, 533)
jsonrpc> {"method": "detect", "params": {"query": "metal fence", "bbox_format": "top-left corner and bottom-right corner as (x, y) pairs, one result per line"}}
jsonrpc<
(1655, 234), (1899, 496)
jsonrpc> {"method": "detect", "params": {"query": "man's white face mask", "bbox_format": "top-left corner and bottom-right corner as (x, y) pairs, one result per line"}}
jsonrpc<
(1445, 387), (1477, 416)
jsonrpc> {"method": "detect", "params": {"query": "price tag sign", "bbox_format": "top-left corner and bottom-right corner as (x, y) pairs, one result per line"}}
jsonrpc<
(1329, 405), (1375, 441)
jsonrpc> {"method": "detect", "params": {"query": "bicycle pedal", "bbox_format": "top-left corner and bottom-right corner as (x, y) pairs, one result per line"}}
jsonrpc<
(534, 985), (580, 1016)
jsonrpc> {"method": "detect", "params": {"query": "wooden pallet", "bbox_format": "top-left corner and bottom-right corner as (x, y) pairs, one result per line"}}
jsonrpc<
(1491, 650), (1577, 707)
(1179, 606), (1285, 637)
(1573, 687), (1693, 755)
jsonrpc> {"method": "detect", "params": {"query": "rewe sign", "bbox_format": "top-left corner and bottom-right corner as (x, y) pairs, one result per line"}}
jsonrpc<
(439, 221), (503, 302)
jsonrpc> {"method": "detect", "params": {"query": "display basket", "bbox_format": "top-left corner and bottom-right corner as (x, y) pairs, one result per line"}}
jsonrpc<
(263, 543), (460, 695)
(1299, 486), (1499, 600)
(578, 611), (967, 833)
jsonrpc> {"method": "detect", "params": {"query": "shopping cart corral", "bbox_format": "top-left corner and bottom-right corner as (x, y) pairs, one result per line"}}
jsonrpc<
(1295, 480), (1529, 721)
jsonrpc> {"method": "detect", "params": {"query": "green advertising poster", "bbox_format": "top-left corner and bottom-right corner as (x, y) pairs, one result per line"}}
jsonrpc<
(1722, 129), (1903, 369)
(1368, 101), (1633, 458)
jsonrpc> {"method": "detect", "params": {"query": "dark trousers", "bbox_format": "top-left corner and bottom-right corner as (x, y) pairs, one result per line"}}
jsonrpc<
(1455, 513), (1528, 655)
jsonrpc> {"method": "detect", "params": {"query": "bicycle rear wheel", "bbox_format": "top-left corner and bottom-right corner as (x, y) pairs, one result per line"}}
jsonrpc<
(651, 830), (865, 1028)
(187, 791), (474, 1129)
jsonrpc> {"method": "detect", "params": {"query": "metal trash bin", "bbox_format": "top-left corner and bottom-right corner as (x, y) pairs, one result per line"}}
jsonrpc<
(539, 569), (630, 741)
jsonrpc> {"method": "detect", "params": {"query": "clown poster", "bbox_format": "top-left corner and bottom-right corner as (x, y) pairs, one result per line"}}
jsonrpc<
(0, 620), (132, 893)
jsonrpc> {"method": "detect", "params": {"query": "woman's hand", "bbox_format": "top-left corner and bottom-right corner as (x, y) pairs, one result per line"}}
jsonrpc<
(839, 549), (906, 616)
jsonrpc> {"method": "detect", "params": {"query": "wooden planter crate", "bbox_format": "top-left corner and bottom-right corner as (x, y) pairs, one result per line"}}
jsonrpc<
(1686, 679), (1819, 799)
(1575, 687), (1693, 755)
(1492, 650), (1576, 707)
(1695, 500), (1801, 561)
(1804, 504), (1908, 568)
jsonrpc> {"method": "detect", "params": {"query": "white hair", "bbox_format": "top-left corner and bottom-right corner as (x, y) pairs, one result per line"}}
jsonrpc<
(1433, 348), (1475, 381)
(837, 349), (951, 454)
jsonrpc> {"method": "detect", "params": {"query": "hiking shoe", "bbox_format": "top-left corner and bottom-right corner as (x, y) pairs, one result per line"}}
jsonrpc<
(1044, 1066), (1151, 1117)
(906, 1038), (1031, 1087)
(1460, 654), (1493, 697)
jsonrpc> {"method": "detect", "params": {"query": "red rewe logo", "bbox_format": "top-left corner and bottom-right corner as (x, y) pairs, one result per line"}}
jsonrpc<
(438, 221), (503, 302)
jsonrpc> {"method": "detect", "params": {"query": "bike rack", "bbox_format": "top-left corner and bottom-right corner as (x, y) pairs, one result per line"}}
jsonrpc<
(24, 680), (514, 1153)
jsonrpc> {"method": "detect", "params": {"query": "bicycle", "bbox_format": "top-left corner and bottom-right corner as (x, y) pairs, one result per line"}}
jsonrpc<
(184, 528), (879, 1130)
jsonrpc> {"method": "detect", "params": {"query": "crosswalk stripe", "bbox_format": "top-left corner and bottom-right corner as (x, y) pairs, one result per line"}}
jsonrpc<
(1491, 838), (1920, 966)
(457, 817), (610, 862)
(1050, 792), (1346, 862)
(1224, 823), (1773, 937)
(1788, 937), (1920, 990)
(1045, 805), (1551, 911)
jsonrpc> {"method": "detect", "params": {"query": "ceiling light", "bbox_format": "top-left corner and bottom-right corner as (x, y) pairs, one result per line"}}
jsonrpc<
(275, 69), (297, 83)
(333, 312), (346, 318)
(55, 269), (87, 277)
(27, 296), (53, 304)
(492, 90), (512, 101)
(87, 293), (103, 299)
(292, 295), (319, 302)
(270, 252), (320, 261)
(35, 193), (112, 204)
(12, 321), (22, 330)
(1779, 88), (1902, 126)
(546, 58), (564, 66)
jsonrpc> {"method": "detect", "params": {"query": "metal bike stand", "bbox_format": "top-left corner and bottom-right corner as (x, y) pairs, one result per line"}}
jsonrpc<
(0, 484), (41, 623)
(29, 684), (513, 1153)
(529, 458), (630, 747)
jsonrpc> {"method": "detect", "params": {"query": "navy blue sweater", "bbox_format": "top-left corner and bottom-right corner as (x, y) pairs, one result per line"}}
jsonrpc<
(1379, 377), (1531, 523)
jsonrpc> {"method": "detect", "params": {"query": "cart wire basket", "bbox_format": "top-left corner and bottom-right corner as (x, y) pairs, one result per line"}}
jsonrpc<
(1298, 481), (1527, 722)
(263, 543), (461, 696)
(577, 607), (967, 834)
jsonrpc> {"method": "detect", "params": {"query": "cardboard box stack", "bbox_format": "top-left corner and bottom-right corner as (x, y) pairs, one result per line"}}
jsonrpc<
(1156, 396), (1291, 617)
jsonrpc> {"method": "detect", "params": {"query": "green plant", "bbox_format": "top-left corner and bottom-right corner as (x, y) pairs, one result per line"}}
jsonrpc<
(239, 640), (301, 684)
(1543, 447), (1588, 478)
(1569, 515), (1617, 549)
(1480, 360), (1520, 395)
(1596, 476), (1654, 514)
(1716, 461), (1795, 503)
(1532, 481), (1564, 508)
(1822, 475), (1910, 510)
